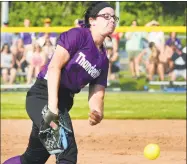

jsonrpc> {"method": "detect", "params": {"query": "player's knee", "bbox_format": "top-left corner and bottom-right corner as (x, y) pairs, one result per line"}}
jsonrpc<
(20, 149), (49, 164)
(20, 133), (50, 164)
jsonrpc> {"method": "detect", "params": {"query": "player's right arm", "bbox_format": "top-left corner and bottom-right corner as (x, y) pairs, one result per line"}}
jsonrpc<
(47, 45), (70, 114)
(47, 28), (84, 114)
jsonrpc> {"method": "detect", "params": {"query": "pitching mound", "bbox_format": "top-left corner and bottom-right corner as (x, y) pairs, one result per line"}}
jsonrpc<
(1, 120), (186, 164)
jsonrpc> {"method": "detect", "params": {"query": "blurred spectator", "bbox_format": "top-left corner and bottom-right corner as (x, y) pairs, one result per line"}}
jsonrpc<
(135, 45), (152, 78)
(136, 42), (165, 81)
(105, 37), (113, 82)
(1, 44), (17, 84)
(12, 33), (20, 47)
(12, 39), (27, 81)
(1, 22), (14, 48)
(42, 37), (55, 59)
(37, 32), (56, 53)
(25, 50), (33, 68)
(37, 18), (58, 46)
(147, 42), (165, 81)
(19, 19), (36, 53)
(37, 33), (49, 47)
(27, 43), (47, 84)
(166, 32), (182, 49)
(146, 20), (165, 54)
(110, 32), (123, 81)
(125, 20), (145, 78)
(163, 32), (182, 63)
(105, 36), (120, 83)
(169, 45), (186, 81)
(111, 31), (123, 51)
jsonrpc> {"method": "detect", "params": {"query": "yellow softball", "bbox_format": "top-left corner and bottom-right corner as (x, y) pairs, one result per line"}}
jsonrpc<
(144, 144), (160, 160)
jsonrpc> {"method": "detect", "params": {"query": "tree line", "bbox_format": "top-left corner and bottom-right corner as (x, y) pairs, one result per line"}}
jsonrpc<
(8, 2), (186, 27)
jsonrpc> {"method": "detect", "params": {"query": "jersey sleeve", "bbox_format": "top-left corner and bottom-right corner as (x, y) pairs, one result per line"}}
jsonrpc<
(57, 28), (84, 57)
(90, 58), (109, 88)
(165, 39), (171, 46)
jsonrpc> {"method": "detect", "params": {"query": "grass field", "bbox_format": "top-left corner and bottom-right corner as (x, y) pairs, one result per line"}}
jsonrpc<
(1, 92), (186, 119)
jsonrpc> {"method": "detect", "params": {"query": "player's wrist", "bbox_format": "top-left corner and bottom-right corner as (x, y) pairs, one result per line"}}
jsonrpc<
(42, 105), (59, 130)
(48, 104), (59, 115)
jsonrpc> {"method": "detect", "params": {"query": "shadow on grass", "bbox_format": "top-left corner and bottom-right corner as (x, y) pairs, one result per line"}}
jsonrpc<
(120, 81), (138, 91)
(108, 75), (147, 91)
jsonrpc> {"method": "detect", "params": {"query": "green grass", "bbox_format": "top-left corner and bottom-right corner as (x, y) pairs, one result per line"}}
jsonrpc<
(1, 92), (186, 119)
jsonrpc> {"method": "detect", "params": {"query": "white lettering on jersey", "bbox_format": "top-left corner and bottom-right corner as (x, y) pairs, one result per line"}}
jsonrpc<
(76, 52), (101, 78)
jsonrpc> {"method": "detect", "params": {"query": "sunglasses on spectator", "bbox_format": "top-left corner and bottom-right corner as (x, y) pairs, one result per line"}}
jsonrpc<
(96, 13), (119, 23)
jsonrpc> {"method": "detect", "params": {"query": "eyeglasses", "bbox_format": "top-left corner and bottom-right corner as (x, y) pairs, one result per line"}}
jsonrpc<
(96, 14), (119, 23)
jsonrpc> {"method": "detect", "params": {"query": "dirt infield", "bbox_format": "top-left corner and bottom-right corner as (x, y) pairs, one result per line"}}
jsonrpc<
(1, 120), (186, 164)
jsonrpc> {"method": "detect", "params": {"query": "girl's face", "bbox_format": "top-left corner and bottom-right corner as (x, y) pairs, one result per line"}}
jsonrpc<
(34, 44), (41, 52)
(24, 19), (30, 27)
(3, 45), (9, 53)
(91, 7), (117, 36)
(151, 46), (157, 52)
(171, 32), (176, 39)
(131, 21), (137, 26)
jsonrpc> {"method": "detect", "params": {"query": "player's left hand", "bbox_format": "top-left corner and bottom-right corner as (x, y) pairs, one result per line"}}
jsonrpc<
(88, 110), (103, 126)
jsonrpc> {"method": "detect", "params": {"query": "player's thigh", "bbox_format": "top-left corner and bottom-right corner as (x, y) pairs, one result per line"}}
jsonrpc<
(26, 90), (48, 128)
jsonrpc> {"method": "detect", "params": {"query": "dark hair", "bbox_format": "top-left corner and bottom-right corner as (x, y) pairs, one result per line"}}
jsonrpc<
(3, 22), (9, 25)
(1, 43), (11, 53)
(149, 42), (155, 49)
(84, 2), (113, 28)
(78, 20), (84, 25)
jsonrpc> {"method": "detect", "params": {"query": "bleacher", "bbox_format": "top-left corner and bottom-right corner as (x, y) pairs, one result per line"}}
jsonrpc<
(149, 81), (186, 86)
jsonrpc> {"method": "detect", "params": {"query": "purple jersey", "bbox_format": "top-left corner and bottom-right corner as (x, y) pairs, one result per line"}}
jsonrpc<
(19, 33), (33, 45)
(38, 28), (109, 93)
(165, 38), (182, 49)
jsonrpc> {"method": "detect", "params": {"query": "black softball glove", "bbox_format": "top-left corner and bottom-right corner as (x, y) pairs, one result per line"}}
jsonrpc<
(38, 105), (72, 155)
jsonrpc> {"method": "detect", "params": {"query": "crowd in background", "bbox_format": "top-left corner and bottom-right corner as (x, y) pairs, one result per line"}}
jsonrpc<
(1, 18), (186, 85)
(124, 20), (186, 83)
(104, 19), (186, 85)
(1, 18), (56, 84)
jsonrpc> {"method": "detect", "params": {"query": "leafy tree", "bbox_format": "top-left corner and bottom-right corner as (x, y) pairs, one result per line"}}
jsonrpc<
(8, 2), (185, 26)
(9, 2), (89, 26)
(119, 2), (186, 26)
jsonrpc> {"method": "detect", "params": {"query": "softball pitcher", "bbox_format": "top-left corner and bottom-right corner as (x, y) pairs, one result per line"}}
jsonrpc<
(3, 2), (118, 164)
